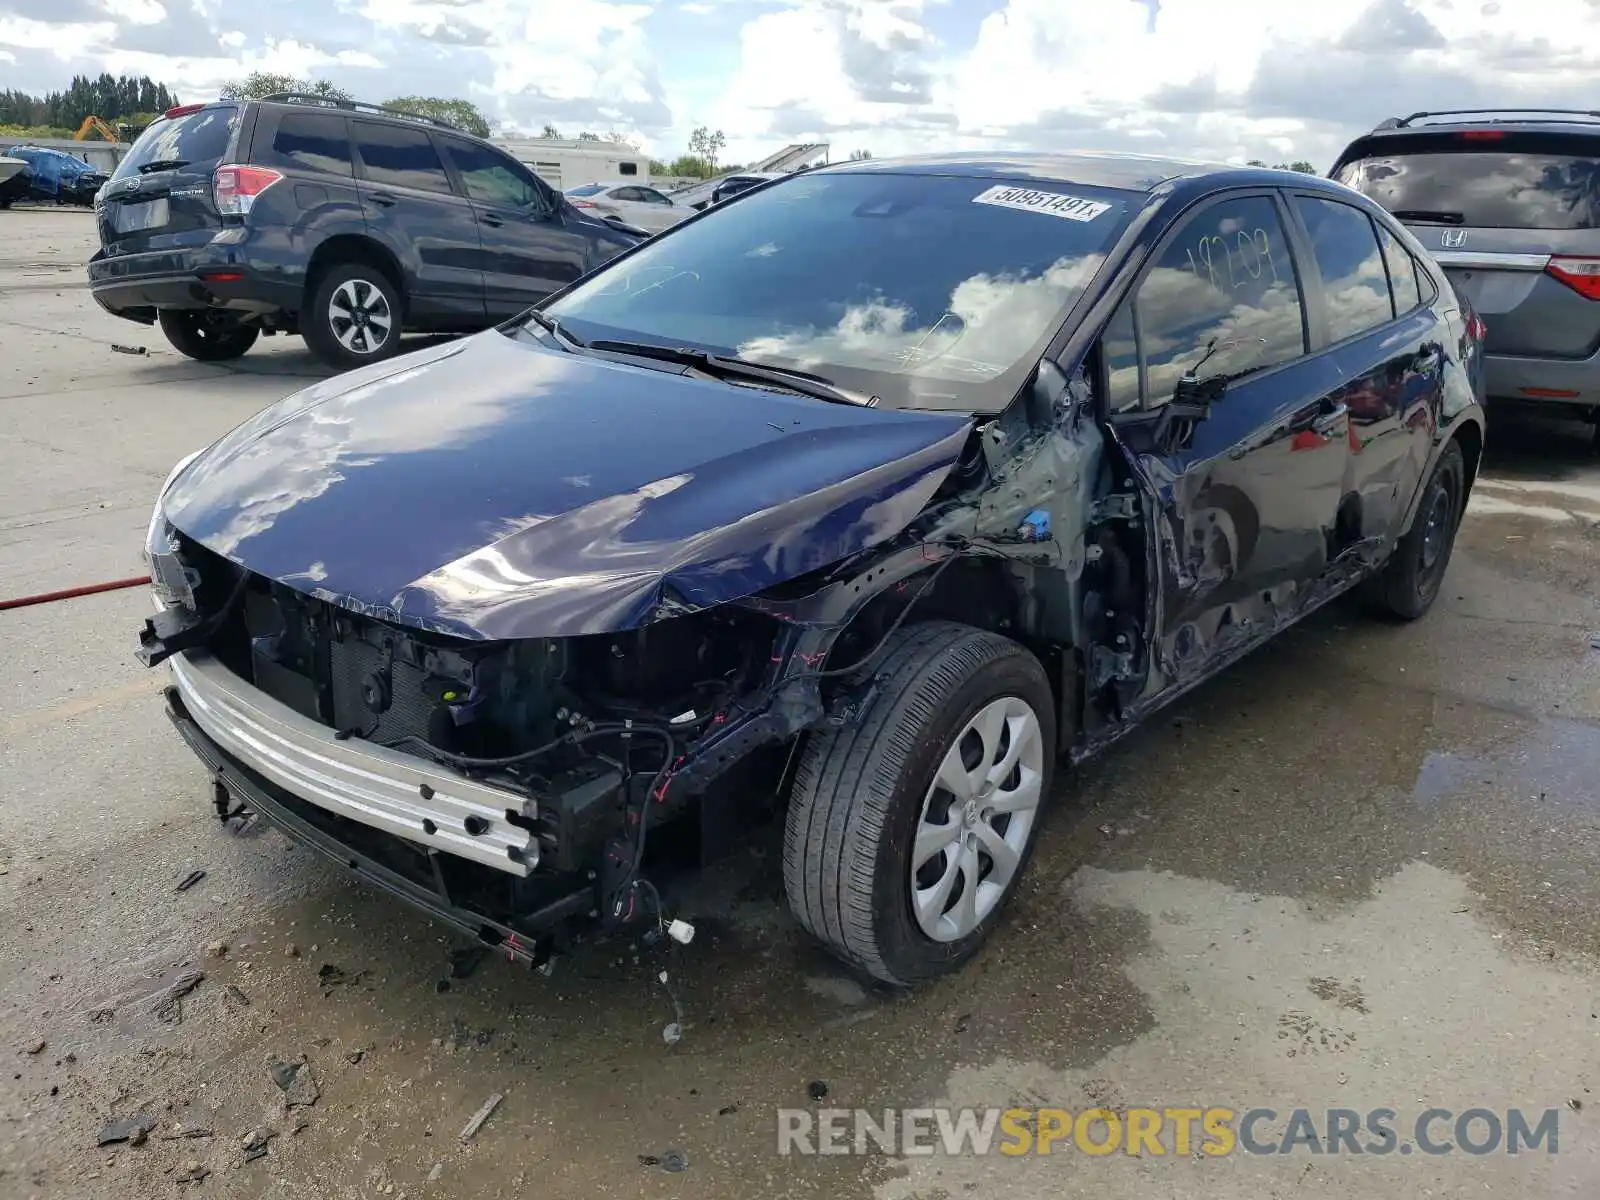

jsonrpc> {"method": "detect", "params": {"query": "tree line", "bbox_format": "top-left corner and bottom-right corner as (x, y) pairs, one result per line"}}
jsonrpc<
(0, 73), (180, 136)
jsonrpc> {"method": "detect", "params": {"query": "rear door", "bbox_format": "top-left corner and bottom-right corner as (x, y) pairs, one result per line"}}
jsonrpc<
(1285, 191), (1443, 546)
(627, 185), (684, 232)
(1102, 191), (1349, 683)
(438, 135), (593, 316)
(96, 103), (240, 257)
(349, 120), (485, 326)
(1333, 130), (1600, 364)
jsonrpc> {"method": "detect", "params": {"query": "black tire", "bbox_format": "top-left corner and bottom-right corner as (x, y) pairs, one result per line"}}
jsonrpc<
(157, 309), (259, 362)
(1365, 439), (1466, 620)
(784, 621), (1057, 987)
(302, 262), (402, 369)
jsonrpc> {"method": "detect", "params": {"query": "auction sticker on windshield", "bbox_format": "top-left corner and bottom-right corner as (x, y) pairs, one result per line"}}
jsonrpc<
(972, 185), (1111, 222)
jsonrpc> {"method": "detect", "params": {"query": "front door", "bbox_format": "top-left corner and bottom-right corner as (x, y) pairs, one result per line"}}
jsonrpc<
(439, 137), (591, 317)
(1102, 191), (1351, 689)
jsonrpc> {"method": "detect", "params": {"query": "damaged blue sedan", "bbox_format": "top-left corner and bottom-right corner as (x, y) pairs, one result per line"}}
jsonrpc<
(139, 153), (1486, 986)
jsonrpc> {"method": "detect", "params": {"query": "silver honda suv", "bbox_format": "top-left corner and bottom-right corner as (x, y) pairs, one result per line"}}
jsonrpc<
(1331, 108), (1600, 444)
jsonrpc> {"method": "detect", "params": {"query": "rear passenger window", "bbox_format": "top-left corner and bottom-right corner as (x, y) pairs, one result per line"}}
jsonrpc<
(352, 122), (452, 195)
(1126, 195), (1307, 408)
(1373, 220), (1421, 314)
(270, 113), (352, 177)
(1293, 196), (1394, 341)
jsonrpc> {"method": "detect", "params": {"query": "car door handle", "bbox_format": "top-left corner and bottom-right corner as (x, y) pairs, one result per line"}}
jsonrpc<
(366, 192), (396, 208)
(1311, 402), (1349, 436)
(480, 213), (503, 228)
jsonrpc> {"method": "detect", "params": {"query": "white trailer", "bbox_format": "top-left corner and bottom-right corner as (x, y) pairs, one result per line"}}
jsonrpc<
(492, 138), (651, 190)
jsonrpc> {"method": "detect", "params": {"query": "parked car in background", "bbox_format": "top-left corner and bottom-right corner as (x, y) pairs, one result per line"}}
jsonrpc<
(710, 171), (783, 206)
(563, 182), (694, 233)
(87, 95), (642, 369)
(136, 153), (1484, 987)
(1332, 108), (1600, 444)
(4, 146), (108, 207)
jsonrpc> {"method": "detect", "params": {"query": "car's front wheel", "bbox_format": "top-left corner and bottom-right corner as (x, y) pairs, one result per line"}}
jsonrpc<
(1365, 438), (1466, 620)
(303, 263), (402, 369)
(784, 621), (1056, 986)
(157, 309), (260, 362)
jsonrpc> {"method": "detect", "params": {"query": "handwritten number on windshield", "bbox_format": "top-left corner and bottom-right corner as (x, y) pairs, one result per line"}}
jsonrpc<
(1185, 229), (1280, 291)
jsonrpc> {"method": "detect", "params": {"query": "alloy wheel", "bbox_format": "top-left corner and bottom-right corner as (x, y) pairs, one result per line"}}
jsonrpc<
(327, 278), (393, 356)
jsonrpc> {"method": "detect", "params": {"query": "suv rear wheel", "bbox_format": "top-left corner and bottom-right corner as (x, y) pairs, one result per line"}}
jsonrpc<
(784, 621), (1056, 986)
(303, 263), (401, 369)
(157, 309), (259, 362)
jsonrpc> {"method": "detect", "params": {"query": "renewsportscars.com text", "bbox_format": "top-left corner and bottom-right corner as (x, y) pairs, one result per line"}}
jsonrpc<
(776, 1106), (1562, 1157)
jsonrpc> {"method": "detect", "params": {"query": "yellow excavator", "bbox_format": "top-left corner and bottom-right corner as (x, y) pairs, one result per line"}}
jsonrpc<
(73, 116), (120, 142)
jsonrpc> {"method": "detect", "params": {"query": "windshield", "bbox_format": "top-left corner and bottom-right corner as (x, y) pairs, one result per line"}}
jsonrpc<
(566, 183), (607, 197)
(541, 171), (1136, 412)
(1335, 142), (1600, 230)
(112, 105), (239, 181)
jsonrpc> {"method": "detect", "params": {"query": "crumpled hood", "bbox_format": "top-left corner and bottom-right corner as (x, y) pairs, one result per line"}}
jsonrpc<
(163, 331), (973, 639)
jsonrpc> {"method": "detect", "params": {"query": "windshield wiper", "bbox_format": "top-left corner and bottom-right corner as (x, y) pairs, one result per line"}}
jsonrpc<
(137, 158), (189, 174)
(1391, 208), (1466, 225)
(520, 309), (583, 350)
(584, 339), (879, 407)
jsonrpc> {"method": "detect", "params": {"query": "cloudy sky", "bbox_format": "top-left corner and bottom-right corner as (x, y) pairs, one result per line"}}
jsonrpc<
(2, 0), (1598, 169)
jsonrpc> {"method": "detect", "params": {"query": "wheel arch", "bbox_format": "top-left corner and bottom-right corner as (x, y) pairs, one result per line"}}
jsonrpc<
(304, 235), (406, 318)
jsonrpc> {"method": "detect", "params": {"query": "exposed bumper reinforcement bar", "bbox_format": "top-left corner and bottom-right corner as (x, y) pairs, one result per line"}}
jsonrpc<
(166, 689), (589, 965)
(168, 650), (537, 875)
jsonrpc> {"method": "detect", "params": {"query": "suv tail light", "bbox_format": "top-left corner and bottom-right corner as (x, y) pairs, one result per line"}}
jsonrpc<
(1466, 310), (1488, 342)
(1546, 256), (1600, 301)
(213, 164), (283, 216)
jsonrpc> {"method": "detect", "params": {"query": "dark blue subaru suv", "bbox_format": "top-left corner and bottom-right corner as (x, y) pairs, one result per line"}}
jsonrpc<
(137, 153), (1486, 986)
(88, 96), (639, 369)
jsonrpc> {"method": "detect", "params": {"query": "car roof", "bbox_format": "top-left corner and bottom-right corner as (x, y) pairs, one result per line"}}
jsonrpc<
(1333, 110), (1600, 169)
(807, 150), (1330, 195)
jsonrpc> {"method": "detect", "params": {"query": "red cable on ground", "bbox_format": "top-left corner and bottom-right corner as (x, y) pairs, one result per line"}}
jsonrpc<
(0, 576), (149, 611)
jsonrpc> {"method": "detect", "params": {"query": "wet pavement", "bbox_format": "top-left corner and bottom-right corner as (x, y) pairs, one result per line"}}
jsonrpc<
(2, 209), (1599, 1198)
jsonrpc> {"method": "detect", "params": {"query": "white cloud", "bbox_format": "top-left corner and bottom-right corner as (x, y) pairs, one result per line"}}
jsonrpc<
(4, 0), (1600, 174)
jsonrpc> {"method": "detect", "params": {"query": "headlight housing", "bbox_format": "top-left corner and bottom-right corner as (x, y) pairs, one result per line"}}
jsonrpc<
(144, 449), (204, 609)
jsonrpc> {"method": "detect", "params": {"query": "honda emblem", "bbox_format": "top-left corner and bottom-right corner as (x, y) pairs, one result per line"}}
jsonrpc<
(1440, 229), (1466, 248)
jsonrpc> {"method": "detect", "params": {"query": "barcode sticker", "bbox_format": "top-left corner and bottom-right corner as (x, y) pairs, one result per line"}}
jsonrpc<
(972, 185), (1111, 223)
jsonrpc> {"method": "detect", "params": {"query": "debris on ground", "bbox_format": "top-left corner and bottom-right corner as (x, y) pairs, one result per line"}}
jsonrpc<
(717, 1104), (738, 1116)
(153, 971), (206, 1025)
(345, 1049), (364, 1065)
(459, 1092), (503, 1141)
(98, 1114), (156, 1147)
(205, 940), (228, 958)
(316, 963), (347, 996)
(286, 943), (300, 958)
(807, 1080), (828, 1102)
(268, 1058), (320, 1108)
(110, 343), (148, 356)
(435, 979), (451, 993)
(449, 947), (487, 979)
(428, 1162), (445, 1182)
(87, 1007), (115, 1024)
(224, 985), (250, 1010)
(175, 1161), (210, 1184)
(24, 1038), (45, 1055)
(174, 869), (207, 893)
(241, 1127), (276, 1162)
(639, 1149), (688, 1172)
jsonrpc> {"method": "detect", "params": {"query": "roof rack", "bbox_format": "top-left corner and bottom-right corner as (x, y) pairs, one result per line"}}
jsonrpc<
(258, 93), (460, 132)
(1376, 108), (1600, 130)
